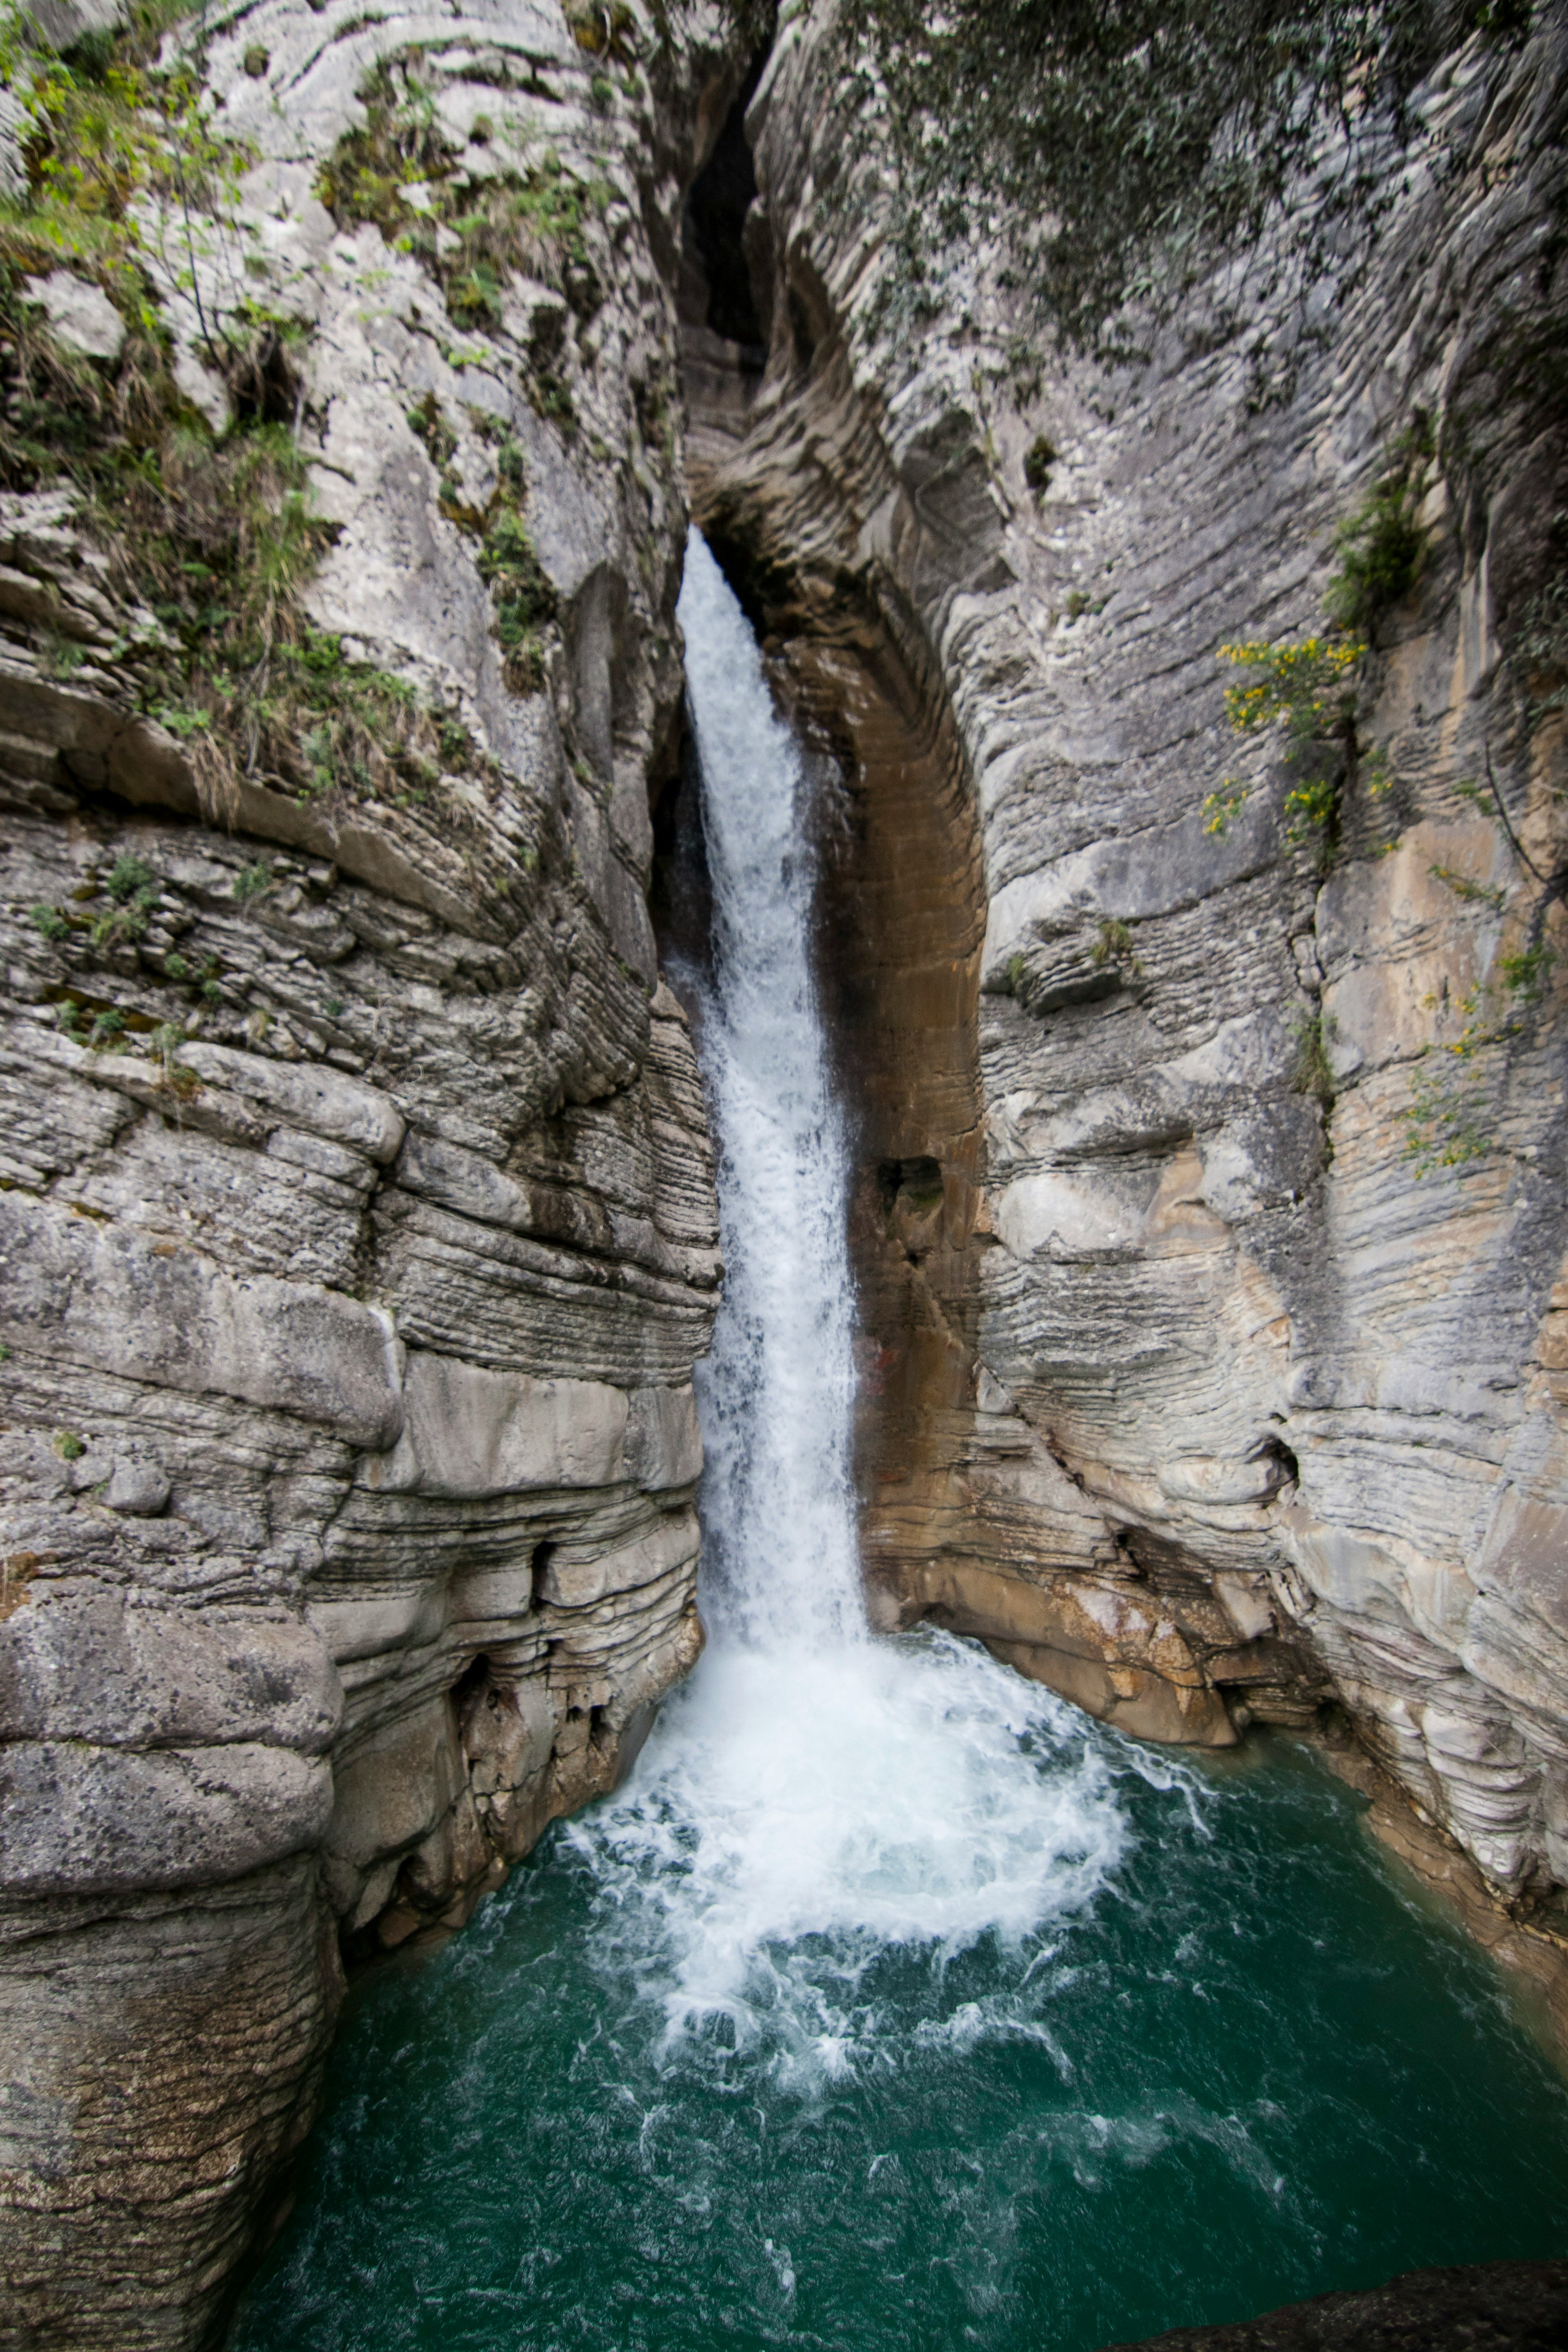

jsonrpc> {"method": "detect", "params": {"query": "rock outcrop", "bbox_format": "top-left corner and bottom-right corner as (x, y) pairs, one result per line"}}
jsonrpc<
(1093, 2257), (1568, 2351)
(689, 1), (1568, 1937)
(0, 2), (737, 2341)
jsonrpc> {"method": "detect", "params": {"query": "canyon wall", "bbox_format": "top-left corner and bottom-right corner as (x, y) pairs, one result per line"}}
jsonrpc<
(690, 2), (1568, 1932)
(0, 2), (738, 2341)
(4, 0), (1568, 2336)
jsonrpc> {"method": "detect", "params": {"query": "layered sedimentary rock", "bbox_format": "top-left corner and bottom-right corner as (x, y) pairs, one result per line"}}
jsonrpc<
(690, 4), (1568, 1922)
(0, 2), (736, 2341)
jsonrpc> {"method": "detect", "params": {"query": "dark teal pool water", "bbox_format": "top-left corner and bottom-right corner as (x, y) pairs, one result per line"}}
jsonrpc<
(231, 1639), (1568, 2352)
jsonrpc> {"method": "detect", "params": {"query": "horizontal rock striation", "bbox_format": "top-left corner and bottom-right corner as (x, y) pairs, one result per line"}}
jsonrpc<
(691, 2), (1568, 1940)
(0, 1), (739, 2342)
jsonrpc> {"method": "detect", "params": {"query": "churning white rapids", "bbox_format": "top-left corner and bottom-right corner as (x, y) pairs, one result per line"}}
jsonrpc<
(562, 534), (1135, 2077)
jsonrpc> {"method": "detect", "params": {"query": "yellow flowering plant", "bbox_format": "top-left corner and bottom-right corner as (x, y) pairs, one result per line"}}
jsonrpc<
(1206, 635), (1369, 850)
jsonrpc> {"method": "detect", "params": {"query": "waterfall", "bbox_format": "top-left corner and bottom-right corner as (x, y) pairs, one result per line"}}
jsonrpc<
(232, 535), (1568, 2352)
(678, 532), (864, 1651)
(563, 537), (1130, 2063)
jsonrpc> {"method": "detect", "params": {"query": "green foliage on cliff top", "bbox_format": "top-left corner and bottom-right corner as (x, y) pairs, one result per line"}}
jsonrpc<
(0, 12), (501, 819)
(848, 0), (1529, 363)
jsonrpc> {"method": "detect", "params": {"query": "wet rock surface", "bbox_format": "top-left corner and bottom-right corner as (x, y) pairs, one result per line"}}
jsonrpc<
(1095, 2259), (1568, 2350)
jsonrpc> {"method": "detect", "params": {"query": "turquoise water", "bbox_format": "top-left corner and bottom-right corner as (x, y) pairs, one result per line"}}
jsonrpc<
(231, 1645), (1568, 2352)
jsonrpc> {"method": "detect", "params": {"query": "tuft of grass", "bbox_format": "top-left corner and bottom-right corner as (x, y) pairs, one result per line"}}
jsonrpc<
(52, 1429), (86, 1460)
(147, 1018), (197, 1091)
(1091, 916), (1142, 974)
(1292, 1011), (1334, 1103)
(478, 500), (556, 692)
(563, 2), (639, 63)
(407, 391), (457, 469)
(1515, 574), (1568, 714)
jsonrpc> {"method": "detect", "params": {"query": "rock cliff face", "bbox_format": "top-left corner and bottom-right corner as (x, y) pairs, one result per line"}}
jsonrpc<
(0, 2), (736, 2341)
(5, 0), (1568, 2336)
(690, 3), (1568, 1932)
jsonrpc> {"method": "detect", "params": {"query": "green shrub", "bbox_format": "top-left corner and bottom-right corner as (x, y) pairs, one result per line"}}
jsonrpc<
(1214, 633), (1372, 860)
(0, 5), (248, 328)
(1324, 423), (1432, 634)
(1292, 1012), (1334, 1103)
(478, 500), (557, 691)
(106, 854), (154, 903)
(1219, 635), (1364, 745)
(1401, 896), (1558, 1177)
(1201, 783), (1249, 837)
(0, 22), (500, 812)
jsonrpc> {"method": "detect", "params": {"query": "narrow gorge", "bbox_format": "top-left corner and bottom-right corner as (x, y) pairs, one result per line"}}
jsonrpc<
(1, 1), (1567, 2347)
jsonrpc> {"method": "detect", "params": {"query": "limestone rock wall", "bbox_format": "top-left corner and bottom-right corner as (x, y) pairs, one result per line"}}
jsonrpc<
(692, 5), (1568, 1918)
(0, 3), (737, 2342)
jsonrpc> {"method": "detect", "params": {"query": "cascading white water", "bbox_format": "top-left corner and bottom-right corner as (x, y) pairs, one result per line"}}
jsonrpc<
(564, 536), (1133, 2066)
(678, 533), (864, 1651)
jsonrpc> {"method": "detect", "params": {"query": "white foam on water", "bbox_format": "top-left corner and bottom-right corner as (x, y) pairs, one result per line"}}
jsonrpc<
(573, 1632), (1129, 2076)
(569, 533), (1134, 2078)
